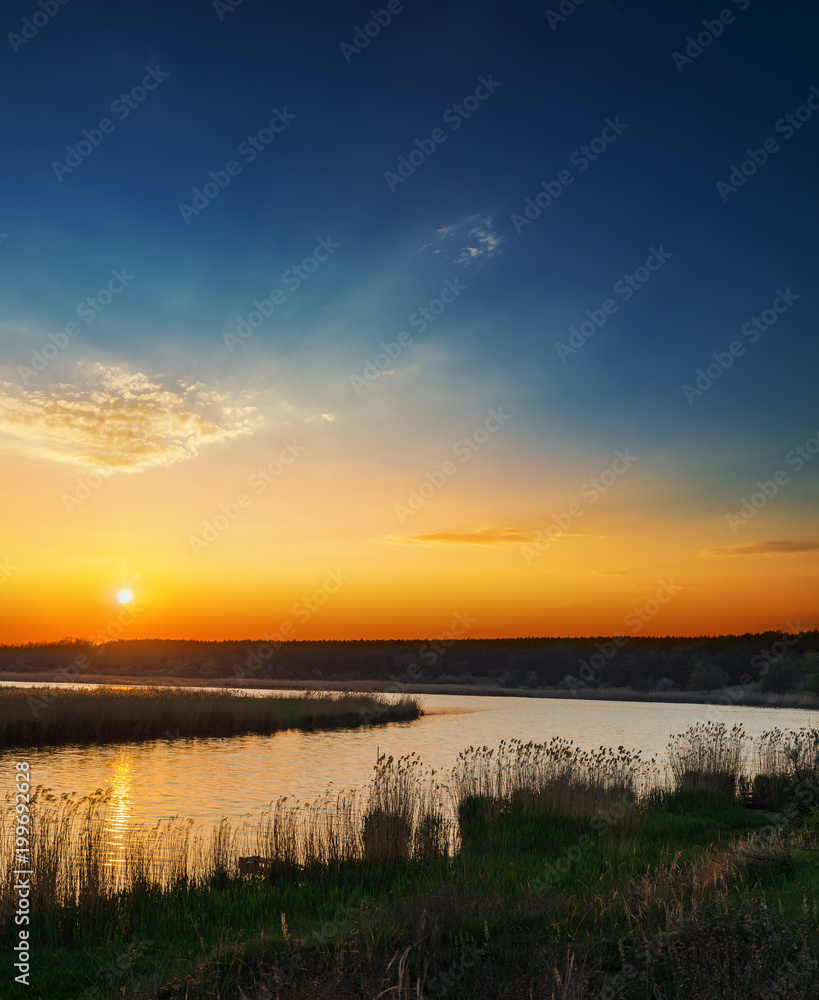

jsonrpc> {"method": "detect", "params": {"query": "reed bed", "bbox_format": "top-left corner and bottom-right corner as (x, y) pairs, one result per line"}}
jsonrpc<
(452, 737), (654, 823)
(662, 720), (819, 807)
(0, 686), (421, 746)
(740, 723), (819, 810)
(3, 722), (819, 952)
(0, 753), (452, 929)
(666, 721), (746, 796)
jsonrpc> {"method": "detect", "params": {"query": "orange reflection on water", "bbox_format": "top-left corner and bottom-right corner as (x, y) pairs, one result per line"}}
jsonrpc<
(103, 752), (133, 870)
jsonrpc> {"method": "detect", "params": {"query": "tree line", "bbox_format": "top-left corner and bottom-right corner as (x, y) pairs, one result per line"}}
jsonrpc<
(1, 631), (818, 694)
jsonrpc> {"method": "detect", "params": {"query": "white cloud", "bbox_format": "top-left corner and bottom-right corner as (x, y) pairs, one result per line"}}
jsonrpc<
(0, 362), (264, 473)
(429, 214), (504, 267)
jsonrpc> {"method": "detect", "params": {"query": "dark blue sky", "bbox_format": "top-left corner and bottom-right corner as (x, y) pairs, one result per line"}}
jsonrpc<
(1, 0), (817, 639)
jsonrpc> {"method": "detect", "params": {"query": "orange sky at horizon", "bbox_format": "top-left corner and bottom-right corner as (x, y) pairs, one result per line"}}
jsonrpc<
(1, 405), (816, 645)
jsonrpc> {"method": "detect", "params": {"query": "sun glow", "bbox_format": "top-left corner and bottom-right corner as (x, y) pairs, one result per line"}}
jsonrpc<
(116, 588), (134, 604)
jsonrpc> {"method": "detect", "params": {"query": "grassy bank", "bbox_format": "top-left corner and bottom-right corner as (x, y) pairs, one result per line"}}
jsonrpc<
(2, 722), (819, 998)
(0, 686), (421, 747)
(4, 671), (819, 710)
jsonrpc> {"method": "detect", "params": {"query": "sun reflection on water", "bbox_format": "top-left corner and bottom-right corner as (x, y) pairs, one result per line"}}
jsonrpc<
(103, 752), (133, 870)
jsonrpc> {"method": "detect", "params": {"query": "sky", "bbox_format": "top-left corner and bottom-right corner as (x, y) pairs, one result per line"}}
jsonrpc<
(0, 0), (817, 643)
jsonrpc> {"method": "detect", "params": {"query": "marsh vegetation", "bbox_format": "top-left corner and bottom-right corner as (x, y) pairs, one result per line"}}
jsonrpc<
(0, 686), (421, 747)
(3, 721), (819, 997)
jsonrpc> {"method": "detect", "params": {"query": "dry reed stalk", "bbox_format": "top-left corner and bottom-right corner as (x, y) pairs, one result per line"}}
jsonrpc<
(452, 738), (653, 822)
(667, 722), (746, 796)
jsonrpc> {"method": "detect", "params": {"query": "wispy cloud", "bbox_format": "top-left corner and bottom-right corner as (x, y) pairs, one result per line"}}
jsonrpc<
(424, 214), (504, 267)
(391, 527), (531, 546)
(701, 540), (819, 557)
(0, 362), (263, 473)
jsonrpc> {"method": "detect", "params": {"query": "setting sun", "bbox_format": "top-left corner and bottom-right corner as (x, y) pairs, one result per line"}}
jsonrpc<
(116, 589), (134, 605)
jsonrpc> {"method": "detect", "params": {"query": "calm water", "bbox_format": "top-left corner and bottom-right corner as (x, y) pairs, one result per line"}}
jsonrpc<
(1, 685), (816, 829)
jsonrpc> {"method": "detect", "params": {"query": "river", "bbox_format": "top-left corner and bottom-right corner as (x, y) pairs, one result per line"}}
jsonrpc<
(1, 687), (816, 828)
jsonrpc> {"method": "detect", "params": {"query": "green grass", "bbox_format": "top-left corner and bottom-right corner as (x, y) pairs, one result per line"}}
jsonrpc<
(4, 723), (819, 998)
(0, 794), (802, 999)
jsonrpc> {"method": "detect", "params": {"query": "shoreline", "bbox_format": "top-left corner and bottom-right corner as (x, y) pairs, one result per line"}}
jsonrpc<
(1, 671), (817, 710)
